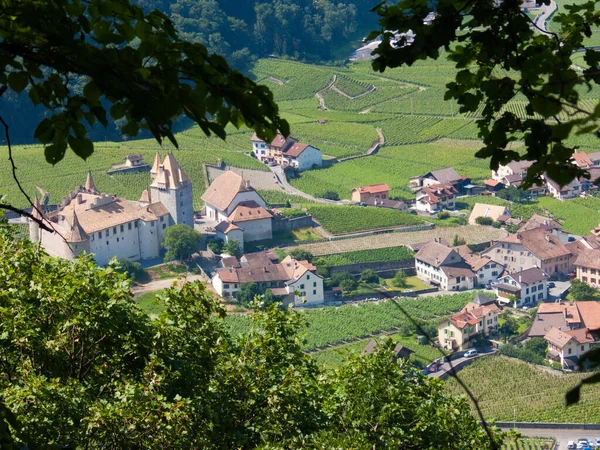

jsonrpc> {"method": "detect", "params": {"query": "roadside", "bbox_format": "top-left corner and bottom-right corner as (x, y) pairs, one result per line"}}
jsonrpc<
(131, 274), (205, 296)
(499, 426), (596, 450)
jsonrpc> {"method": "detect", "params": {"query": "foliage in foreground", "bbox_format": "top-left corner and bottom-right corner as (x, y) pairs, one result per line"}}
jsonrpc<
(0, 231), (499, 448)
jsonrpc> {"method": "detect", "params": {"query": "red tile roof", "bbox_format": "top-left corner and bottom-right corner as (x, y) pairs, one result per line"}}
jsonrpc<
(352, 184), (391, 194)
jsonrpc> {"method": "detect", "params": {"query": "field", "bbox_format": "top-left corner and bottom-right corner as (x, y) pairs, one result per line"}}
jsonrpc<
(502, 438), (555, 450)
(306, 204), (432, 234)
(445, 356), (600, 423)
(226, 292), (477, 351)
(317, 246), (414, 266)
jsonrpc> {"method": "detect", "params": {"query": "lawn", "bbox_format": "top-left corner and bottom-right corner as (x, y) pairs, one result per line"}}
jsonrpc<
(383, 275), (430, 292)
(135, 290), (167, 316)
(445, 356), (600, 423)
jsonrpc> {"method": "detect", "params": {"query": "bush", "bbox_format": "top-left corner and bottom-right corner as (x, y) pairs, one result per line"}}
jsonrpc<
(289, 249), (313, 262)
(492, 221), (502, 228)
(475, 216), (493, 226)
(339, 278), (358, 292)
(360, 269), (379, 284)
(437, 211), (450, 220)
(392, 269), (407, 288)
(223, 239), (243, 258)
(321, 190), (340, 201)
(452, 234), (466, 246)
(569, 279), (600, 301)
(116, 258), (144, 281)
(208, 239), (224, 254)
(498, 343), (545, 365)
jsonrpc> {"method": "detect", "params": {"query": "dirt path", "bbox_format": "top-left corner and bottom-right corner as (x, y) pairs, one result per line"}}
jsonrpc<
(132, 274), (205, 296)
(337, 127), (385, 162)
(330, 83), (376, 100)
(314, 75), (337, 110)
(266, 76), (284, 85)
(290, 225), (508, 256)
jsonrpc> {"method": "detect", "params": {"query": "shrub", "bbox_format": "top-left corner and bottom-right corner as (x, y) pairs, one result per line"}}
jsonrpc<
(116, 258), (144, 281)
(452, 234), (466, 246)
(208, 239), (224, 254)
(392, 269), (408, 288)
(339, 278), (358, 292)
(437, 211), (450, 219)
(360, 269), (379, 284)
(492, 221), (502, 228)
(289, 249), (313, 262)
(321, 190), (340, 201)
(475, 216), (493, 226)
(223, 239), (243, 258)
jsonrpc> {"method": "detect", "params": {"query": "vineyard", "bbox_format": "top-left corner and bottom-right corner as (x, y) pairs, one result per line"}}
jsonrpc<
(306, 204), (430, 235)
(318, 246), (414, 267)
(445, 356), (600, 423)
(226, 292), (476, 351)
(502, 438), (555, 450)
(333, 75), (374, 98)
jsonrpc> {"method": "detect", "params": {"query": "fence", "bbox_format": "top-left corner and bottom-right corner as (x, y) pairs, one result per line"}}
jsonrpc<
(495, 422), (600, 430)
(272, 214), (314, 231)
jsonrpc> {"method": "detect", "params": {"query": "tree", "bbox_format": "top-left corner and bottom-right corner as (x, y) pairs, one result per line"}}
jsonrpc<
(223, 239), (242, 258)
(371, 0), (600, 188)
(523, 337), (548, 358)
(569, 279), (600, 301)
(452, 234), (466, 246)
(497, 186), (529, 203)
(207, 238), (224, 254)
(360, 269), (379, 284)
(0, 229), (502, 448)
(321, 190), (340, 201)
(115, 257), (145, 281)
(499, 312), (519, 343)
(392, 269), (408, 288)
(235, 282), (261, 305)
(339, 278), (358, 293)
(288, 248), (313, 262)
(162, 224), (201, 261)
(475, 217), (494, 226)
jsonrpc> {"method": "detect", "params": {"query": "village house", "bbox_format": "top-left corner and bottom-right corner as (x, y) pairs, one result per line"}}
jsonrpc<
(409, 167), (469, 193)
(415, 184), (457, 213)
(529, 301), (600, 368)
(438, 295), (500, 351)
(468, 203), (511, 225)
(544, 175), (582, 200)
(453, 245), (504, 286)
(574, 248), (600, 288)
(363, 339), (414, 360)
(572, 151), (600, 168)
(124, 153), (144, 167)
(212, 254), (324, 305)
(492, 267), (549, 307)
(352, 184), (390, 202)
(481, 226), (572, 276)
(250, 133), (322, 171)
(202, 171), (273, 249)
(492, 160), (534, 182)
(29, 153), (192, 266)
(414, 240), (475, 291)
(484, 179), (505, 192)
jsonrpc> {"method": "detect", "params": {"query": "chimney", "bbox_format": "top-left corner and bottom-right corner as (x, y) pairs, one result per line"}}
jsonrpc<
(76, 193), (83, 205)
(545, 234), (551, 242)
(245, 180), (251, 189)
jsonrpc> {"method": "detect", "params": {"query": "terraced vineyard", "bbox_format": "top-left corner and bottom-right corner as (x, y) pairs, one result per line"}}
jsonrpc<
(445, 356), (600, 423)
(318, 246), (414, 266)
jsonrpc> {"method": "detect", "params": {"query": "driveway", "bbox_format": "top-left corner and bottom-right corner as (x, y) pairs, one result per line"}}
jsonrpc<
(428, 349), (496, 379)
(499, 427), (598, 449)
(548, 280), (571, 301)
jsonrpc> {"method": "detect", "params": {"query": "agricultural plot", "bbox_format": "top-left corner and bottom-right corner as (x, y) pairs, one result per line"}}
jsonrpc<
(290, 140), (492, 201)
(321, 82), (419, 112)
(307, 204), (429, 235)
(292, 121), (379, 158)
(226, 292), (476, 351)
(333, 75), (374, 97)
(318, 246), (414, 266)
(502, 438), (555, 450)
(445, 356), (600, 423)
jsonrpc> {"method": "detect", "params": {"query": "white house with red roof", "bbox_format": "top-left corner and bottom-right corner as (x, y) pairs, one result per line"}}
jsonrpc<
(203, 171), (273, 250)
(250, 133), (322, 171)
(351, 184), (390, 203)
(415, 184), (457, 213)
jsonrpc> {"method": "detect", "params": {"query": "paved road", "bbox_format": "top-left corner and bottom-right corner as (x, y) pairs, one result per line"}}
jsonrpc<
(131, 274), (204, 296)
(534, 0), (557, 33)
(500, 427), (599, 449)
(428, 349), (496, 378)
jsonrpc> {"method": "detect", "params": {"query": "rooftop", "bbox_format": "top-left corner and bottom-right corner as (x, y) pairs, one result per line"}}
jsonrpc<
(201, 171), (256, 212)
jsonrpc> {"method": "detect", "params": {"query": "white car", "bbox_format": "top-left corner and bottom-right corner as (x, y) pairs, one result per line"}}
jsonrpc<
(578, 439), (590, 449)
(463, 349), (478, 358)
(567, 442), (576, 450)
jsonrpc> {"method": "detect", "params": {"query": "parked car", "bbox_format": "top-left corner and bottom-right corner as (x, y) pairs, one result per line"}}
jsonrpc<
(567, 441), (577, 450)
(596, 438), (600, 447)
(464, 349), (477, 358)
(578, 438), (590, 449)
(427, 362), (439, 373)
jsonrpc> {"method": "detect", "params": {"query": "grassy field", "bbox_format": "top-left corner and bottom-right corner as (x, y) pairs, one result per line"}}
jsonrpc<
(445, 356), (600, 423)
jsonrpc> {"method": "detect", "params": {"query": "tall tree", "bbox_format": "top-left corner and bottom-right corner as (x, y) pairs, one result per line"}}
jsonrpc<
(162, 224), (202, 261)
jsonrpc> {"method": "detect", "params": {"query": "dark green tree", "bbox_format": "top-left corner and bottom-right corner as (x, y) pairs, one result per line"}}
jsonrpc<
(321, 190), (340, 201)
(392, 269), (408, 288)
(223, 239), (242, 258)
(340, 278), (358, 293)
(360, 268), (379, 284)
(115, 257), (145, 281)
(569, 279), (600, 301)
(475, 217), (494, 226)
(452, 233), (466, 246)
(371, 0), (600, 187)
(162, 224), (201, 261)
(499, 312), (519, 343)
(288, 248), (313, 262)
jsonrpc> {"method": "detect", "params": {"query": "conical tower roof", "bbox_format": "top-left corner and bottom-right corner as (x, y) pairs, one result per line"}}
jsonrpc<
(151, 152), (189, 189)
(85, 170), (98, 193)
(64, 208), (88, 243)
(150, 152), (162, 175)
(139, 188), (151, 203)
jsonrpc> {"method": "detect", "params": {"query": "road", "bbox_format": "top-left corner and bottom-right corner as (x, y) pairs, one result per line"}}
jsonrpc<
(428, 349), (496, 379)
(534, 0), (557, 33)
(499, 427), (599, 449)
(131, 274), (205, 296)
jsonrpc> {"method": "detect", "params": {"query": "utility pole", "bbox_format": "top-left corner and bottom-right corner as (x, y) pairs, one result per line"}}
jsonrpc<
(513, 407), (516, 430)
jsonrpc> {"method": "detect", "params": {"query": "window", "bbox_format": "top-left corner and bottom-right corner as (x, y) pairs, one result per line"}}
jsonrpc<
(134, 221), (138, 228)
(492, 271), (498, 276)
(313, 290), (316, 295)
(180, 201), (183, 206)
(117, 238), (119, 242)
(91, 234), (94, 241)
(581, 345), (585, 351)
(162, 224), (166, 230)
(113, 227), (117, 234)
(160, 216), (164, 222)
(106, 229), (109, 237)
(583, 276), (588, 282)
(538, 293), (543, 299)
(300, 291), (306, 296)
(224, 284), (230, 289)
(300, 284), (305, 289)
(592, 278), (597, 284)
(106, 241), (109, 246)
(151, 221), (155, 227)
(180, 191), (183, 197)
(532, 286), (537, 292)
(568, 348), (572, 355)
(128, 223), (132, 230)
(583, 267), (588, 273)
(313, 282), (317, 287)
(120, 225), (124, 232)
(99, 231), (102, 238)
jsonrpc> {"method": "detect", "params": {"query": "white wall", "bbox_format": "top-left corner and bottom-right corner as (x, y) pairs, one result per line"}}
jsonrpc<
(228, 191), (266, 215)
(415, 259), (449, 289)
(474, 262), (502, 286)
(294, 146), (322, 171)
(236, 217), (272, 242)
(252, 142), (269, 161)
(289, 271), (324, 305)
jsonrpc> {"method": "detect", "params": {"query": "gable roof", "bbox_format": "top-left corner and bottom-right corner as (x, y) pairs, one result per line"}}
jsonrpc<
(126, 153), (143, 162)
(426, 167), (462, 184)
(545, 174), (581, 191)
(501, 228), (571, 260)
(440, 263), (475, 279)
(519, 214), (561, 232)
(418, 184), (457, 204)
(201, 171), (255, 212)
(572, 151), (594, 168)
(449, 303), (500, 329)
(544, 326), (594, 348)
(280, 255), (318, 281)
(215, 220), (242, 234)
(574, 301), (600, 330)
(506, 160), (534, 173)
(574, 248), (600, 270)
(469, 203), (509, 224)
(415, 241), (458, 267)
(352, 184), (391, 194)
(284, 143), (310, 157)
(471, 294), (496, 306)
(228, 201), (272, 223)
(505, 267), (549, 285)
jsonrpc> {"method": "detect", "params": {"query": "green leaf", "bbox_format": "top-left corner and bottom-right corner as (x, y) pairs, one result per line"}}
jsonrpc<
(68, 135), (94, 160)
(83, 81), (101, 101)
(7, 72), (28, 93)
(34, 119), (55, 144)
(44, 142), (67, 165)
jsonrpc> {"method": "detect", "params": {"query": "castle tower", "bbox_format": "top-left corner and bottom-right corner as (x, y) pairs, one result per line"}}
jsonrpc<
(150, 152), (162, 181)
(85, 170), (98, 194)
(149, 152), (193, 227)
(29, 196), (42, 243)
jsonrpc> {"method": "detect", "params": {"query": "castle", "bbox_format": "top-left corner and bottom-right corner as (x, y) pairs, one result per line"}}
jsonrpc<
(29, 152), (193, 265)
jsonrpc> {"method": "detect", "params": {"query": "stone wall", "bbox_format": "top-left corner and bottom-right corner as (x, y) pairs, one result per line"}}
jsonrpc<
(329, 259), (414, 275)
(272, 214), (314, 231)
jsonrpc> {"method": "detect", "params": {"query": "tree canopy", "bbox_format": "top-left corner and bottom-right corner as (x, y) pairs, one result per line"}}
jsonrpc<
(0, 229), (501, 448)
(0, 0), (289, 163)
(371, 0), (600, 187)
(162, 223), (202, 261)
